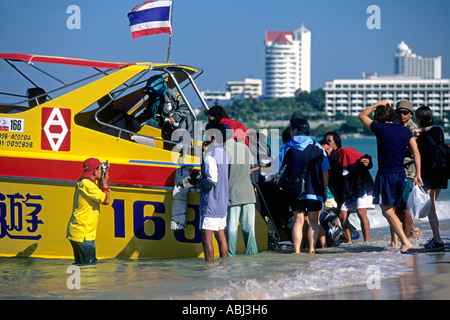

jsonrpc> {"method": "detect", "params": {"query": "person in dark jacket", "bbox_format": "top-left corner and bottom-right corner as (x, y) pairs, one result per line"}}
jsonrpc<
(337, 147), (374, 242)
(324, 131), (343, 206)
(278, 118), (330, 254)
(415, 106), (447, 251)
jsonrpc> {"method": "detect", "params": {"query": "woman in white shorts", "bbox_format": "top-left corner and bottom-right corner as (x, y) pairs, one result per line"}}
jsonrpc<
(337, 147), (375, 243)
(200, 216), (227, 232)
(340, 192), (374, 242)
(195, 124), (229, 262)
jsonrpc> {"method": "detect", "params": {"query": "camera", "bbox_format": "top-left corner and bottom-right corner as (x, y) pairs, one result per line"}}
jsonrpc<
(164, 117), (179, 128)
(101, 161), (109, 175)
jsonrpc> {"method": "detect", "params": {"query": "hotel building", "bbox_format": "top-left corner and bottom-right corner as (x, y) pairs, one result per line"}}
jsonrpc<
(201, 78), (263, 107)
(226, 78), (263, 99)
(264, 24), (311, 98)
(324, 75), (450, 118)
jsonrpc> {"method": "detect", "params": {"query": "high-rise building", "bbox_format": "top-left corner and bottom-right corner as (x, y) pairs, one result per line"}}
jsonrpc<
(395, 41), (442, 79)
(265, 24), (311, 99)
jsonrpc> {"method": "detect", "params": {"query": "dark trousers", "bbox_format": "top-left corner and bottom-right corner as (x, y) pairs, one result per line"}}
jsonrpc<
(69, 240), (97, 265)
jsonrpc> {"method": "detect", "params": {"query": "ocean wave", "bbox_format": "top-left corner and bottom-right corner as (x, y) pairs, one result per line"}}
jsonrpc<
(198, 252), (413, 300)
(348, 200), (450, 230)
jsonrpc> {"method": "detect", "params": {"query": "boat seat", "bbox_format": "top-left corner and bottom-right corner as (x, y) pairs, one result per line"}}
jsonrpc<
(131, 135), (156, 148)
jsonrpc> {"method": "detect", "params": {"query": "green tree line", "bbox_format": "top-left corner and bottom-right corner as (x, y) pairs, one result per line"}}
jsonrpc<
(198, 88), (367, 137)
(198, 89), (449, 137)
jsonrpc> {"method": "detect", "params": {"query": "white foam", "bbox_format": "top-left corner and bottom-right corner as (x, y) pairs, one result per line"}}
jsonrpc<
(200, 252), (413, 300)
(348, 200), (450, 231)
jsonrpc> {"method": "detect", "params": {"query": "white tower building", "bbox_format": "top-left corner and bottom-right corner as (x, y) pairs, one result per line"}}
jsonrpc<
(395, 41), (442, 79)
(265, 24), (311, 99)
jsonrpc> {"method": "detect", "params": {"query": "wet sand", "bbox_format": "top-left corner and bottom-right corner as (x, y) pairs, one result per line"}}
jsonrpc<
(422, 253), (450, 299)
(305, 250), (450, 300)
(1, 219), (448, 301)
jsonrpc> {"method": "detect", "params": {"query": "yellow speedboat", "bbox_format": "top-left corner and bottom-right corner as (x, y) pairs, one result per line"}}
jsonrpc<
(0, 54), (268, 259)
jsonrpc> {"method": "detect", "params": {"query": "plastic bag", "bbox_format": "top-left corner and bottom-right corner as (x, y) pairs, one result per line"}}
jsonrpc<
(406, 186), (431, 219)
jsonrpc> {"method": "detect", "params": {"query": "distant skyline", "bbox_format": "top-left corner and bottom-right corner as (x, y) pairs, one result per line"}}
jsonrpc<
(1, 0), (449, 95)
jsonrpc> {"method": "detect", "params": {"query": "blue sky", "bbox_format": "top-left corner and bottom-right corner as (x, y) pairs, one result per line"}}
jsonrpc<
(1, 0), (449, 94)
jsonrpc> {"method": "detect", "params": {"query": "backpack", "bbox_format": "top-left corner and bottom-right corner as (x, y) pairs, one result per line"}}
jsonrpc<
(424, 130), (450, 179)
(276, 144), (314, 204)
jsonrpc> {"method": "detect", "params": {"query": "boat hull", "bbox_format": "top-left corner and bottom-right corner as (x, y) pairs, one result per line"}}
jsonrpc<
(0, 54), (268, 259)
(0, 177), (268, 259)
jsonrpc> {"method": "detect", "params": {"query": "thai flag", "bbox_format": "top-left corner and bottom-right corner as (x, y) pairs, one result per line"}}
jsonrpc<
(128, 1), (172, 39)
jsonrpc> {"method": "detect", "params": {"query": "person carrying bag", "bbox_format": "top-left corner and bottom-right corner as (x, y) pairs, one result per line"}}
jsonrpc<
(276, 118), (330, 254)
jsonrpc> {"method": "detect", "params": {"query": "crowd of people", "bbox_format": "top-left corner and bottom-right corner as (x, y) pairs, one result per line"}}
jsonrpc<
(66, 99), (448, 264)
(190, 100), (448, 260)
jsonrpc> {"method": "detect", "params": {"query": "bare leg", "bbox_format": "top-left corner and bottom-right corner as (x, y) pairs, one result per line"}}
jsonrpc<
(317, 225), (327, 248)
(381, 205), (412, 252)
(307, 211), (320, 253)
(357, 208), (370, 242)
(427, 189), (442, 242)
(339, 210), (352, 243)
(395, 206), (414, 239)
(390, 227), (398, 248)
(214, 229), (229, 259)
(292, 211), (305, 254)
(202, 229), (214, 262)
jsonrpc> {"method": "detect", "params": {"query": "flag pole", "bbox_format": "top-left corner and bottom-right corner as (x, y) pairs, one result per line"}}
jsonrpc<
(167, 0), (174, 63)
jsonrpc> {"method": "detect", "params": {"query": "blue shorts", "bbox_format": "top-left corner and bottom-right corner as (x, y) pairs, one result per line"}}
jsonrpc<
(373, 171), (406, 207)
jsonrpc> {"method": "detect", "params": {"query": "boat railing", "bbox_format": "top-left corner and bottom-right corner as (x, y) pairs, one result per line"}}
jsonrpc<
(93, 66), (207, 155)
(252, 181), (281, 249)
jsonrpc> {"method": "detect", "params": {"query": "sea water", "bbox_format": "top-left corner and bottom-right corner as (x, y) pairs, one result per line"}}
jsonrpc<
(1, 219), (449, 300)
(1, 138), (449, 300)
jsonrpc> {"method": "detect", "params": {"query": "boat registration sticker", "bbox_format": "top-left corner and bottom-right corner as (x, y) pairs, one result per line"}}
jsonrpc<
(41, 107), (71, 151)
(0, 117), (25, 132)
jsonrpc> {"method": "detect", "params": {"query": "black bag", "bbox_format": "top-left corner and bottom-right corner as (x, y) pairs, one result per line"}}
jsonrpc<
(424, 131), (450, 179)
(277, 144), (314, 204)
(280, 173), (307, 204)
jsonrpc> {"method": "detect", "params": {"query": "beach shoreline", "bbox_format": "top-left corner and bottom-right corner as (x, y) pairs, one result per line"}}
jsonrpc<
(302, 250), (450, 300)
(422, 252), (450, 299)
(1, 218), (448, 301)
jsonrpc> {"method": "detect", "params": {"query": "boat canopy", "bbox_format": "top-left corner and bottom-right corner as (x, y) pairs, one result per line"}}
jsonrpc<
(0, 53), (207, 111)
(0, 53), (136, 69)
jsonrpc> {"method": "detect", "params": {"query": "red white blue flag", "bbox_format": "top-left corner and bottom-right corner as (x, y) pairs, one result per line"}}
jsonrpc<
(128, 1), (172, 39)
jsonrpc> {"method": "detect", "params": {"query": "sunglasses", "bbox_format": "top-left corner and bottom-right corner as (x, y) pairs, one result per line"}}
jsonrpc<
(396, 110), (411, 115)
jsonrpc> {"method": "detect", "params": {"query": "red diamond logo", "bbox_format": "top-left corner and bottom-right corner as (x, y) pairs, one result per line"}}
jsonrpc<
(41, 108), (71, 151)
